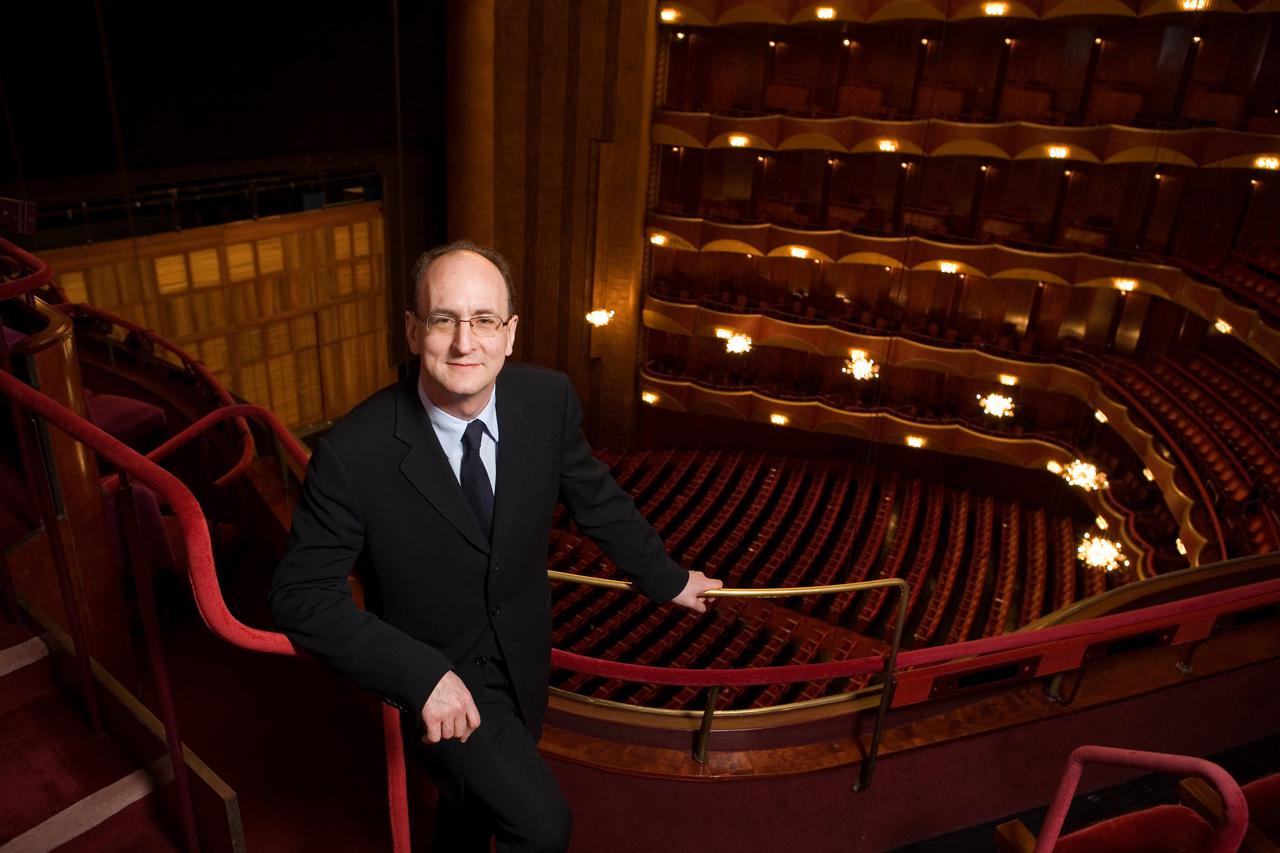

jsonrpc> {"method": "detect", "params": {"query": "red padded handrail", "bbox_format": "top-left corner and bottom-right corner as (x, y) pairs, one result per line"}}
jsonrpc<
(57, 302), (256, 489)
(0, 236), (52, 301)
(1034, 745), (1248, 853)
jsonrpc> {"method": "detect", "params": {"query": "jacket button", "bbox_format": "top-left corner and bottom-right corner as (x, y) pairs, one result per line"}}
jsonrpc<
(492, 562), (502, 573)
(474, 656), (487, 667)
(490, 604), (502, 616)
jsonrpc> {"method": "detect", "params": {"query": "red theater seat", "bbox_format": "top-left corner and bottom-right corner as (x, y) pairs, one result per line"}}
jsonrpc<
(996, 745), (1247, 853)
(83, 390), (167, 448)
(1180, 770), (1280, 852)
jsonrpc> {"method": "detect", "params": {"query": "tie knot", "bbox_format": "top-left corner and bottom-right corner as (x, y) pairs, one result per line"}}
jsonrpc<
(463, 420), (486, 453)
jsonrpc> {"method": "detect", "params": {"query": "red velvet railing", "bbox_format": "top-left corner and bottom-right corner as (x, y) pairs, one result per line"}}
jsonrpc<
(0, 236), (52, 300)
(58, 302), (255, 489)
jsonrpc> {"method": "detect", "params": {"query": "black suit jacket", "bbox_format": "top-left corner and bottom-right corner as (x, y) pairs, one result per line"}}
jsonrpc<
(270, 363), (687, 736)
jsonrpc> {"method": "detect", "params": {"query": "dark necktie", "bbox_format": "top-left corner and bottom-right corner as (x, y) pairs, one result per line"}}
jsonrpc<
(461, 420), (494, 539)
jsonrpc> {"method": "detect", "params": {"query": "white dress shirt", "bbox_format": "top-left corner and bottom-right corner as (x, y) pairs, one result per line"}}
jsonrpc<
(417, 383), (499, 495)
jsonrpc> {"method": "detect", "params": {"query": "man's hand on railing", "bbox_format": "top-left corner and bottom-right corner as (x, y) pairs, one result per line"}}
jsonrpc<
(670, 570), (723, 614)
(420, 671), (482, 744)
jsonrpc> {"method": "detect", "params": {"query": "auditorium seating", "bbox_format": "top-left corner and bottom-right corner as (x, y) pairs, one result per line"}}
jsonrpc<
(995, 746), (1248, 853)
(1180, 770), (1280, 852)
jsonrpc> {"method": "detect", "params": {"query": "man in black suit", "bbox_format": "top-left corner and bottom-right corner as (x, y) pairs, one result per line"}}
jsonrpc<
(271, 240), (720, 852)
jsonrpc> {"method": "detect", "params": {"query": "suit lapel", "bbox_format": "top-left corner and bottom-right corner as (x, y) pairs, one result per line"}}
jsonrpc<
(492, 371), (537, 559)
(394, 379), (490, 554)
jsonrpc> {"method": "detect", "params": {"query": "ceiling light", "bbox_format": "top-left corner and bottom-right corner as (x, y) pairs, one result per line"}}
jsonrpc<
(1078, 532), (1130, 572)
(842, 350), (880, 381)
(978, 393), (1015, 418)
(725, 332), (752, 354)
(1061, 459), (1109, 490)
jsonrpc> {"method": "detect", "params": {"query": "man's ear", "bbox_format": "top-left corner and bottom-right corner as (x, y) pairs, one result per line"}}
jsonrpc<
(504, 315), (518, 357)
(405, 311), (421, 356)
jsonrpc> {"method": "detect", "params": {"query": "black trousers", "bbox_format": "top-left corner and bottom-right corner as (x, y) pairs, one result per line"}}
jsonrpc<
(413, 659), (572, 853)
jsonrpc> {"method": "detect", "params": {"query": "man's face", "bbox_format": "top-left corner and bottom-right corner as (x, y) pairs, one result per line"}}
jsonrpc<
(405, 250), (518, 419)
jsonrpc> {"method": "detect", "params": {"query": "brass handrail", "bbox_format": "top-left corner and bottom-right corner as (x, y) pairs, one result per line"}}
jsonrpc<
(547, 571), (909, 791)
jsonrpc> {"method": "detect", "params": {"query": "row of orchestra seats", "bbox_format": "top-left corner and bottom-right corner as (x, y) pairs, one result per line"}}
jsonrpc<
(1214, 259), (1280, 323)
(549, 450), (1105, 710)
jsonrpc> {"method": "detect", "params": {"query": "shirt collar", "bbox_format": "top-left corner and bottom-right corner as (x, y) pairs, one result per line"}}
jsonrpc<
(417, 382), (500, 445)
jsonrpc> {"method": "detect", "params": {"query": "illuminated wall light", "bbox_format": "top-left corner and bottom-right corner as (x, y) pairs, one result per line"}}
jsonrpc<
(1048, 145), (1070, 159)
(1192, 35), (1202, 43)
(770, 413), (790, 425)
(725, 332), (753, 354)
(1064, 169), (1073, 176)
(1142, 467), (1155, 481)
(1046, 460), (1064, 474)
(977, 392), (1015, 418)
(789, 246), (810, 259)
(878, 138), (898, 152)
(939, 261), (959, 274)
(649, 233), (668, 246)
(983, 1), (1008, 14)
(1095, 515), (1108, 530)
(816, 6), (836, 19)
(1181, 0), (1208, 8)
(981, 164), (989, 172)
(715, 327), (732, 338)
(1095, 409), (1108, 423)
(659, 7), (680, 21)
(843, 38), (852, 46)
(1214, 318), (1232, 334)
(728, 135), (750, 148)
(768, 40), (777, 47)
(1113, 278), (1136, 292)
(900, 161), (910, 169)
(585, 309), (615, 327)
(1255, 156), (1280, 170)
(906, 435), (926, 448)
(1005, 37), (1013, 45)
(641, 391), (659, 405)
(1095, 36), (1103, 45)
(921, 37), (929, 45)
(998, 374), (1018, 386)
(1154, 172), (1163, 181)
(671, 146), (681, 152)
(676, 31), (686, 39)
(757, 155), (765, 162)
(1176, 538), (1187, 556)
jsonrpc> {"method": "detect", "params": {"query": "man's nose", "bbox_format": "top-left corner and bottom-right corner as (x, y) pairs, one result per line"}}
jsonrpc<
(451, 321), (476, 351)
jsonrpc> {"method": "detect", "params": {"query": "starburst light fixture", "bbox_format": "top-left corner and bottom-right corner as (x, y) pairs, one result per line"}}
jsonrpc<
(842, 349), (880, 381)
(716, 328), (753, 354)
(585, 309), (615, 327)
(641, 391), (659, 405)
(1078, 531), (1130, 572)
(1061, 458), (1109, 490)
(977, 392), (1015, 418)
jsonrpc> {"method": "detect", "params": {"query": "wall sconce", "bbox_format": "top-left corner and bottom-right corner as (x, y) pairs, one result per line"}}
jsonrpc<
(641, 391), (659, 405)
(728, 135), (750, 148)
(905, 435), (926, 448)
(585, 309), (615, 327)
(1047, 145), (1069, 159)
(816, 6), (836, 19)
(1113, 278), (1136, 292)
(659, 7), (680, 21)
(878, 139), (898, 152)
(649, 233), (668, 246)
(770, 413), (789, 425)
(984, 2), (1009, 14)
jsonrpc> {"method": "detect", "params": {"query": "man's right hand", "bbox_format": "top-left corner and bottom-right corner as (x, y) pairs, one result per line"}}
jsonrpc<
(420, 671), (481, 743)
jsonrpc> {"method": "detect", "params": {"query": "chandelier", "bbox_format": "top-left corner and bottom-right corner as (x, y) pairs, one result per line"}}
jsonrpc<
(842, 350), (879, 381)
(1061, 459), (1109, 491)
(716, 328), (753, 354)
(1078, 532), (1130, 572)
(977, 392), (1015, 418)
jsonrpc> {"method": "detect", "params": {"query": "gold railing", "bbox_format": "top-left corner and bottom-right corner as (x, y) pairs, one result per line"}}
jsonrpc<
(547, 571), (908, 791)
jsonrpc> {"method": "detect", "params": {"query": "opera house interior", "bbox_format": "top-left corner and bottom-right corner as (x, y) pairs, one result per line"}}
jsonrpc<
(2, 1), (1279, 850)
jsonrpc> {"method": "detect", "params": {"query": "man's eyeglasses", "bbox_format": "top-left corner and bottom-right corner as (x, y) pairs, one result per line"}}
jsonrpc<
(412, 312), (511, 338)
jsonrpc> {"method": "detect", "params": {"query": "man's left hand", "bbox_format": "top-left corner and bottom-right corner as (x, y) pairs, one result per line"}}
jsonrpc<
(670, 570), (723, 613)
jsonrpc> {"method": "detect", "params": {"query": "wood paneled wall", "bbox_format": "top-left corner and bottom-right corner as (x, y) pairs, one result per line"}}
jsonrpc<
(42, 202), (393, 428)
